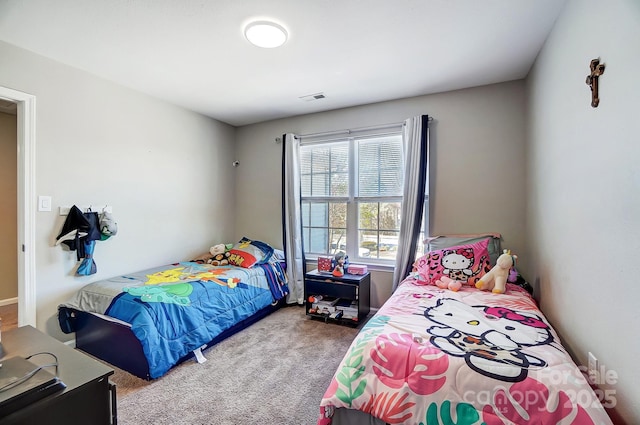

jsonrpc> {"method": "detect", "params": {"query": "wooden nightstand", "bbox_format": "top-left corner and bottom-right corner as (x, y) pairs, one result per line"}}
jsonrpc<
(304, 269), (370, 326)
(0, 325), (116, 424)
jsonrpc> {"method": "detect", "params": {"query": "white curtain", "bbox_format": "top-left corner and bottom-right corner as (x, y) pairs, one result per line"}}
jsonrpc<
(282, 133), (305, 304)
(392, 115), (430, 291)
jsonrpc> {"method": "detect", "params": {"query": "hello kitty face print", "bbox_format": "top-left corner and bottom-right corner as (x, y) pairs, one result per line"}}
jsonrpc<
(441, 248), (475, 281)
(424, 298), (553, 382)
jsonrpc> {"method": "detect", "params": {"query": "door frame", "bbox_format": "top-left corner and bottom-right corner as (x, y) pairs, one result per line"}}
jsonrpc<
(0, 86), (36, 327)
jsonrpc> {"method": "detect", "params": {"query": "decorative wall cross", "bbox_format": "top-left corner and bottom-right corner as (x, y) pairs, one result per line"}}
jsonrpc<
(585, 58), (605, 108)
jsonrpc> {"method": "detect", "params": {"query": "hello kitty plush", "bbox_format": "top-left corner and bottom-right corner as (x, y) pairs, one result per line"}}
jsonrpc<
(475, 249), (517, 294)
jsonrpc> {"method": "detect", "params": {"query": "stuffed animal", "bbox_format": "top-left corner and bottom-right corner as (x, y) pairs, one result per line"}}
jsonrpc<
(434, 276), (463, 292)
(475, 249), (517, 294)
(208, 243), (232, 266)
(508, 265), (518, 283)
(332, 252), (346, 277)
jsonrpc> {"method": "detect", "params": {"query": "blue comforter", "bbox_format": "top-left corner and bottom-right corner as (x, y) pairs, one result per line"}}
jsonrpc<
(62, 261), (288, 378)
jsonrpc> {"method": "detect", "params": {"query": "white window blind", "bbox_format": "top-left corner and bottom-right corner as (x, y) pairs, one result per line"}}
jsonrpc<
(300, 128), (404, 262)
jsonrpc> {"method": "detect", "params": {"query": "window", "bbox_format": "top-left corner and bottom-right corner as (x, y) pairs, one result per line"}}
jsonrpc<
(300, 130), (406, 262)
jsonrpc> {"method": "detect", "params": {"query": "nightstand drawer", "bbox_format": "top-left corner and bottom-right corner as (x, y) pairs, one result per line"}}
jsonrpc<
(305, 279), (357, 299)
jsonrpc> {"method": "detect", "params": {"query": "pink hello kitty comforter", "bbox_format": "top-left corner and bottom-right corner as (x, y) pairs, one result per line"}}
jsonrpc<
(318, 281), (613, 425)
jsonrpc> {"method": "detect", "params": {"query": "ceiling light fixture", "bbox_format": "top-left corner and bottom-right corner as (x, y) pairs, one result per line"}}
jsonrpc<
(244, 21), (288, 48)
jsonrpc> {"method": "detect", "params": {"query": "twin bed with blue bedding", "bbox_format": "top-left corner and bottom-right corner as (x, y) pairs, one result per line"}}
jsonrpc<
(59, 240), (289, 380)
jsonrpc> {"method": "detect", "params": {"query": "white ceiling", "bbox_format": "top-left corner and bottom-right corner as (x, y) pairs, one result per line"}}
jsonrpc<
(0, 0), (566, 127)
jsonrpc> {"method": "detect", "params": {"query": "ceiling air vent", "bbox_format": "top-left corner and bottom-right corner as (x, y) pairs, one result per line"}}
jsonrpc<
(299, 92), (326, 102)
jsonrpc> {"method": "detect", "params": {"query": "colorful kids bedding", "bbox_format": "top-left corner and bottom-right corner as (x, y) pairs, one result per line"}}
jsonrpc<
(318, 279), (612, 425)
(59, 260), (288, 379)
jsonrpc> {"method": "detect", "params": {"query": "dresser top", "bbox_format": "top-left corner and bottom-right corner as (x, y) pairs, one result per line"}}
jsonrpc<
(306, 269), (369, 283)
(1, 325), (114, 392)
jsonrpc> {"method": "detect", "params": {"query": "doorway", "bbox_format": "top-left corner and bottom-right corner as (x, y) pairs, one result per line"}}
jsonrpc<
(0, 104), (18, 327)
(0, 86), (36, 327)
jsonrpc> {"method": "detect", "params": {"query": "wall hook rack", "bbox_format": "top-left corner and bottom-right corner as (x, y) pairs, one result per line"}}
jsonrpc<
(60, 205), (112, 216)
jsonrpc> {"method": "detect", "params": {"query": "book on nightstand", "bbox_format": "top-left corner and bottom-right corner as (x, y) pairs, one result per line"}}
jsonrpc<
(335, 299), (359, 318)
(309, 295), (339, 314)
(0, 356), (66, 418)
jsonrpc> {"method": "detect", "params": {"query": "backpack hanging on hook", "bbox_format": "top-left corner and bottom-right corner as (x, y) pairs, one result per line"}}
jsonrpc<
(76, 209), (101, 275)
(99, 209), (118, 241)
(55, 205), (102, 275)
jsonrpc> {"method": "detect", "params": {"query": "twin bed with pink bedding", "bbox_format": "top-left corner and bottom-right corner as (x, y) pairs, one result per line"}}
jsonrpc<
(318, 277), (613, 425)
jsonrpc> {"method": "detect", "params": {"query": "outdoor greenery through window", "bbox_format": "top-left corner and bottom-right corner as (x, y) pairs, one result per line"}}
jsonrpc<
(300, 132), (404, 262)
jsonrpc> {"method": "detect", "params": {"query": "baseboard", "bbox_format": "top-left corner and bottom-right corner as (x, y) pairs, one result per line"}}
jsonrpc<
(0, 297), (18, 307)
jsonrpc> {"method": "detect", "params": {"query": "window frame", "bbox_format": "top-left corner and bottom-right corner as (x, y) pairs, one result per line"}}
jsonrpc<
(300, 130), (405, 266)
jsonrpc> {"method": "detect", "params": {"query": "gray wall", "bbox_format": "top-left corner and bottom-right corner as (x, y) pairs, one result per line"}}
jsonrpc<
(0, 41), (237, 338)
(235, 81), (527, 309)
(526, 0), (640, 422)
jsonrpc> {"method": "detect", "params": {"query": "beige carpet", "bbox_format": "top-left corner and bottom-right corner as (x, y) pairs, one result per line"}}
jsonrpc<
(107, 305), (362, 425)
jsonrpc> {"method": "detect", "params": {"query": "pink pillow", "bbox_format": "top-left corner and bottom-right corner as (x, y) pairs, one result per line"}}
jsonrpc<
(413, 238), (491, 286)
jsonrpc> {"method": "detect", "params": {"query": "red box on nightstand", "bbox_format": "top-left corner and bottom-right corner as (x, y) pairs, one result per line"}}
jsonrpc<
(317, 256), (333, 273)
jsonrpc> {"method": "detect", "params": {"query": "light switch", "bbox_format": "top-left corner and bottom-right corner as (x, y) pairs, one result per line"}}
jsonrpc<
(38, 195), (52, 212)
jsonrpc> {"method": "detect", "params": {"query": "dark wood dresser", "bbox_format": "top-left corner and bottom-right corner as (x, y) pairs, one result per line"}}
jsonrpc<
(0, 325), (116, 424)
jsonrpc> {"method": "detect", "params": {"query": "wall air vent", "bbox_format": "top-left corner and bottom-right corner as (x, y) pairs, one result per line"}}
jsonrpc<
(299, 92), (326, 102)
